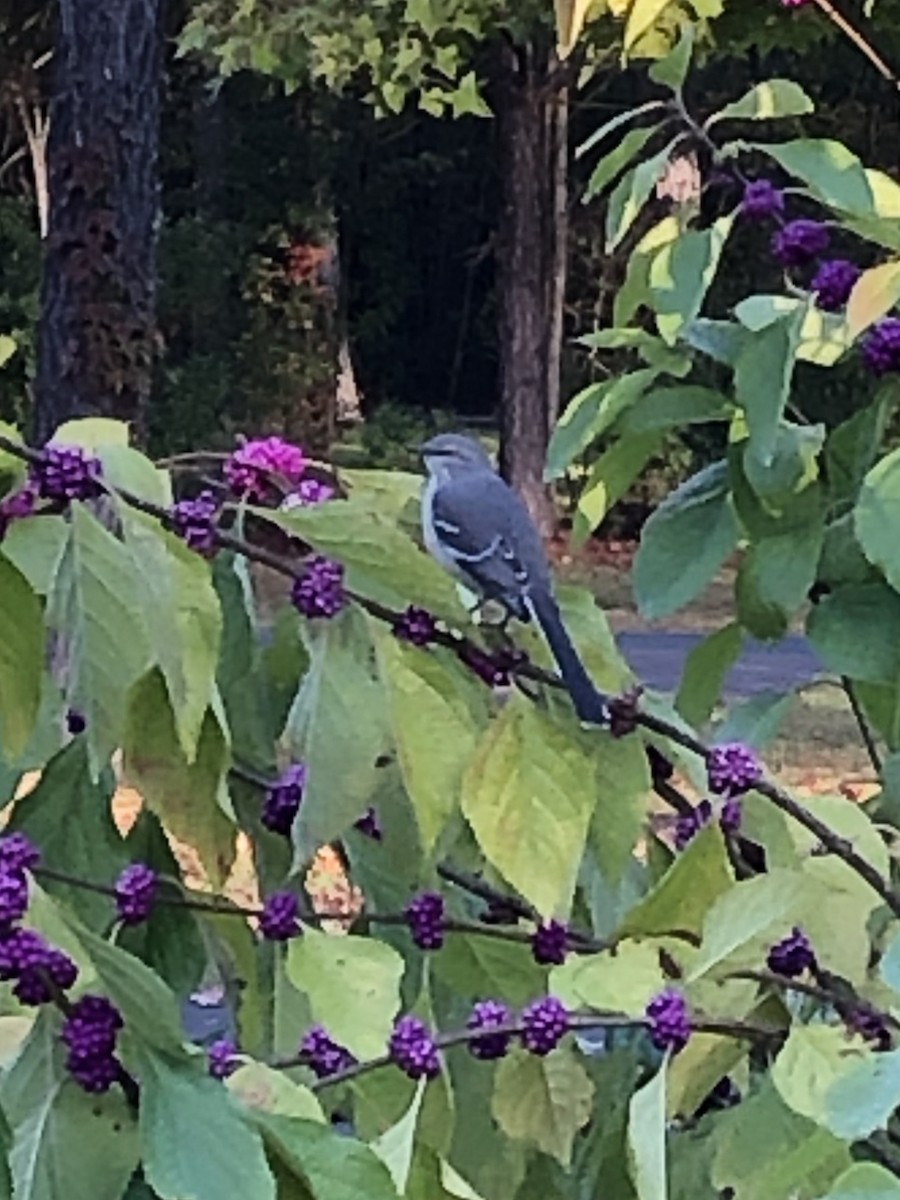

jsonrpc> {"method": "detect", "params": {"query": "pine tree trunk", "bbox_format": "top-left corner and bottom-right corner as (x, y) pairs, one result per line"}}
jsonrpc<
(33, 0), (163, 445)
(493, 42), (570, 537)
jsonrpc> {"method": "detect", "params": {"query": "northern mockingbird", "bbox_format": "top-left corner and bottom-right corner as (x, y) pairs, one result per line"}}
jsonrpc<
(419, 432), (609, 725)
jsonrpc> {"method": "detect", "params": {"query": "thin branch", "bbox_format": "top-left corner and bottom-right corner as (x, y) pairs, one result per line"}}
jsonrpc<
(842, 675), (882, 774)
(813, 0), (900, 90)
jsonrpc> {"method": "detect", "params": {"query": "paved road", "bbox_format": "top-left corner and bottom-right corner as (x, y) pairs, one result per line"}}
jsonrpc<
(617, 630), (823, 696)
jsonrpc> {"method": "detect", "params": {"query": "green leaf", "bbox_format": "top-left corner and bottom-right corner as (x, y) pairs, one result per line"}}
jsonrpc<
(376, 637), (487, 852)
(8, 742), (125, 929)
(606, 141), (680, 252)
(372, 1080), (425, 1193)
(589, 731), (651, 884)
(432, 934), (544, 1009)
(256, 502), (467, 626)
(736, 514), (824, 641)
(0, 336), (16, 369)
(50, 418), (129, 449)
(756, 138), (872, 213)
(0, 515), (68, 595)
(576, 100), (667, 159)
(621, 825), (734, 938)
(138, 1047), (275, 1200)
(735, 310), (804, 472)
(228, 1063), (323, 1123)
(0, 554), (43, 761)
(627, 1061), (666, 1200)
(259, 1114), (399, 1200)
(617, 386), (733, 434)
(714, 691), (795, 749)
(123, 516), (222, 760)
(491, 1047), (593, 1168)
(546, 368), (660, 480)
(806, 583), (900, 685)
(707, 80), (813, 125)
(649, 216), (733, 345)
(47, 504), (152, 774)
(287, 606), (389, 853)
(820, 1163), (900, 1200)
(648, 24), (693, 90)
(286, 927), (403, 1060)
(688, 869), (812, 979)
(573, 432), (662, 545)
(855, 445), (900, 593)
(123, 670), (235, 887)
(789, 792), (890, 909)
(675, 623), (743, 728)
(712, 1079), (851, 1200)
(680, 318), (746, 366)
(624, 0), (676, 51)
(771, 1024), (879, 1133)
(61, 920), (185, 1053)
(585, 126), (656, 201)
(0, 1009), (139, 1200)
(555, 939), (666, 1015)
(461, 700), (600, 915)
(633, 462), (739, 621)
(846, 260), (900, 337)
(826, 385), (897, 508)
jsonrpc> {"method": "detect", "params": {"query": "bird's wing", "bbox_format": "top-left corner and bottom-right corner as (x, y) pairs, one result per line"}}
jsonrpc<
(429, 474), (548, 611)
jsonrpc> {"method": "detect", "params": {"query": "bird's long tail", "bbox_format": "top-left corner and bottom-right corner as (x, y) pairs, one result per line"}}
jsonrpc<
(527, 588), (610, 725)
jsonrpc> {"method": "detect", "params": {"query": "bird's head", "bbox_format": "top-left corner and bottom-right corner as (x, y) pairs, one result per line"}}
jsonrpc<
(418, 433), (495, 478)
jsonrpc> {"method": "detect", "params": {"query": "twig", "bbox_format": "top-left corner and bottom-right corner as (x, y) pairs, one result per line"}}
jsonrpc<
(812, 0), (900, 91)
(842, 675), (882, 774)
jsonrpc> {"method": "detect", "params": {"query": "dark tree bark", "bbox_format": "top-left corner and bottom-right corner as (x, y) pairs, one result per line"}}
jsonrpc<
(493, 41), (572, 536)
(33, 0), (164, 445)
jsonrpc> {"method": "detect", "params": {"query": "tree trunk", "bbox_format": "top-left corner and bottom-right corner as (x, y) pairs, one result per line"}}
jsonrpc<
(493, 42), (571, 536)
(33, 0), (163, 445)
(546, 68), (569, 427)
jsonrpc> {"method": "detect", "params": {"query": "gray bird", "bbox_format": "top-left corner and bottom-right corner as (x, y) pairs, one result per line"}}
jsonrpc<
(419, 432), (609, 725)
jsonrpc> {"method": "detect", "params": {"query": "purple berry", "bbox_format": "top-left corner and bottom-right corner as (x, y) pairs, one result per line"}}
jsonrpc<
(13, 945), (78, 1005)
(740, 179), (785, 221)
(61, 994), (123, 1093)
(811, 259), (860, 312)
(392, 606), (438, 647)
(531, 920), (568, 966)
(298, 1025), (357, 1078)
(0, 928), (48, 980)
(467, 999), (512, 1061)
(33, 446), (102, 504)
(0, 481), (38, 539)
(170, 490), (220, 557)
(645, 988), (691, 1054)
(405, 891), (446, 951)
(766, 926), (816, 977)
(847, 1004), (891, 1051)
(262, 763), (306, 837)
(520, 996), (569, 1056)
(771, 219), (830, 267)
(0, 868), (28, 928)
(388, 1015), (440, 1080)
(283, 478), (335, 508)
(291, 556), (346, 620)
(65, 709), (87, 735)
(114, 863), (157, 926)
(719, 797), (742, 835)
(259, 891), (302, 941)
(354, 806), (382, 841)
(707, 742), (761, 797)
(0, 833), (40, 872)
(863, 318), (900, 376)
(208, 1039), (239, 1079)
(674, 800), (713, 850)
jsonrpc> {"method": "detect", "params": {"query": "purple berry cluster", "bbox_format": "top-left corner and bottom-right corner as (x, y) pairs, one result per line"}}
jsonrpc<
(207, 1038), (239, 1079)
(259, 891), (302, 941)
(262, 763), (306, 837)
(223, 436), (307, 501)
(114, 863), (157, 926)
(467, 1000), (512, 1060)
(354, 806), (382, 841)
(811, 259), (860, 312)
(520, 995), (570, 1056)
(405, 891), (446, 951)
(707, 742), (761, 797)
(846, 1004), (892, 1051)
(740, 179), (785, 221)
(61, 995), (124, 1093)
(32, 446), (102, 504)
(766, 927), (816, 977)
(392, 605), (438, 647)
(771, 219), (830, 268)
(388, 1015), (441, 1080)
(645, 989), (691, 1054)
(298, 1024), (357, 1078)
(862, 318), (900, 376)
(170, 490), (220, 557)
(675, 796), (742, 850)
(0, 480), (38, 539)
(291, 556), (346, 619)
(283, 478), (335, 508)
(531, 919), (568, 966)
